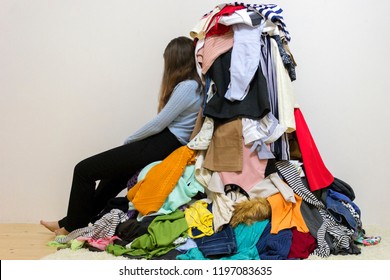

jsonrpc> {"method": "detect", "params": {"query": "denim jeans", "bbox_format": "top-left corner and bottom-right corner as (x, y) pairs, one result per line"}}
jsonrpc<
(326, 189), (360, 231)
(194, 224), (237, 258)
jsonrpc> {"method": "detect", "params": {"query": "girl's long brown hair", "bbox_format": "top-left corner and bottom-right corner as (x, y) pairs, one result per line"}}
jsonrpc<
(158, 36), (203, 112)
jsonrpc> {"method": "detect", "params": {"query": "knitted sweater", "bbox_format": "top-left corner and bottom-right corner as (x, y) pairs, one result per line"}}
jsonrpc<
(127, 145), (196, 215)
(124, 80), (202, 145)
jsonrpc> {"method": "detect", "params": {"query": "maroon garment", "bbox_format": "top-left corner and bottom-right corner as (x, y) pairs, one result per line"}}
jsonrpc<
(287, 228), (317, 259)
(294, 108), (334, 191)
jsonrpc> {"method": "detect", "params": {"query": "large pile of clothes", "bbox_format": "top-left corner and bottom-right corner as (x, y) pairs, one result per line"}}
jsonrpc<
(50, 2), (381, 260)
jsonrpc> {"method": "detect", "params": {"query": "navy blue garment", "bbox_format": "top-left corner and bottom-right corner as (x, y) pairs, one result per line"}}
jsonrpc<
(194, 224), (237, 258)
(256, 222), (293, 260)
(326, 189), (361, 231)
(329, 177), (356, 201)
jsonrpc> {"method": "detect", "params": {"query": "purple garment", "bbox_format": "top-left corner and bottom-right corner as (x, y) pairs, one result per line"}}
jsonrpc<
(127, 169), (141, 190)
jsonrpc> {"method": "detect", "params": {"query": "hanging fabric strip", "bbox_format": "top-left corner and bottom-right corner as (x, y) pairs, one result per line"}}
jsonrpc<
(294, 108), (334, 191)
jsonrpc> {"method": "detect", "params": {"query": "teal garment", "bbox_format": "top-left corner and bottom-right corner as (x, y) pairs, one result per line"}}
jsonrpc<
(107, 210), (188, 259)
(177, 220), (269, 260)
(129, 161), (205, 220)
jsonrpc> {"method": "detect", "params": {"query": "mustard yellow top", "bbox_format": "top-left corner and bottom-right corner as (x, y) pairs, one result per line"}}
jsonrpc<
(127, 145), (196, 216)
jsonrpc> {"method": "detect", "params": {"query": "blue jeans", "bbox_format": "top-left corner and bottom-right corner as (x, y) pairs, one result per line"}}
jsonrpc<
(194, 224), (237, 258)
(326, 189), (360, 231)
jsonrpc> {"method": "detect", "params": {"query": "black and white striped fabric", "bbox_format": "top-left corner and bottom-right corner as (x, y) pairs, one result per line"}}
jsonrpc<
(55, 209), (129, 244)
(275, 160), (354, 257)
(275, 161), (324, 208)
(315, 208), (354, 257)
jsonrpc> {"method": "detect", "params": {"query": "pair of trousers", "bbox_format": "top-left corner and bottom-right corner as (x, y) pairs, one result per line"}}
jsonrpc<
(58, 128), (182, 232)
(194, 224), (237, 258)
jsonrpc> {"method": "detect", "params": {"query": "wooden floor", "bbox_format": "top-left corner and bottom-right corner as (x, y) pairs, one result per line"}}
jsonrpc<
(0, 223), (57, 260)
(1, 223), (389, 260)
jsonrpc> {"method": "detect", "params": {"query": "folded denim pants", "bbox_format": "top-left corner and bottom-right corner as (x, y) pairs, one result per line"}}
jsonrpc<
(194, 224), (237, 257)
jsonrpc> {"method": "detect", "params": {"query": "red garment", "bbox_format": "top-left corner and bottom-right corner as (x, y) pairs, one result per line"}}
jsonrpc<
(206, 23), (231, 38)
(294, 108), (334, 191)
(205, 5), (245, 37)
(287, 228), (317, 259)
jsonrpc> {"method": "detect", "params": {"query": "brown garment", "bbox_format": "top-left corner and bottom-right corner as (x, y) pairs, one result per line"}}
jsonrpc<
(203, 118), (243, 172)
(288, 132), (302, 160)
(189, 108), (204, 141)
(230, 197), (271, 228)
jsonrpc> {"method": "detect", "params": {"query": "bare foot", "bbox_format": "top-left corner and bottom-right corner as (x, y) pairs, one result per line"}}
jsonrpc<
(40, 220), (60, 232)
(54, 227), (69, 236)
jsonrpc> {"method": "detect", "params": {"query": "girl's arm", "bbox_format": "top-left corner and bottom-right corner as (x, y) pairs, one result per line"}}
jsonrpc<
(124, 80), (199, 144)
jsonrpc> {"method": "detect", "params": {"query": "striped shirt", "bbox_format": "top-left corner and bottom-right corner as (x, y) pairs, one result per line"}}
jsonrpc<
(275, 161), (355, 257)
(55, 209), (128, 244)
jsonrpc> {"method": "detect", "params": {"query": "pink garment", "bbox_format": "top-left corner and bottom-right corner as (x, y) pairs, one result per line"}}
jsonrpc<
(201, 30), (234, 74)
(77, 236), (120, 251)
(219, 139), (268, 192)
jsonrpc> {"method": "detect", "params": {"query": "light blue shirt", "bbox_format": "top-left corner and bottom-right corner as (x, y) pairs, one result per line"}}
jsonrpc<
(124, 80), (202, 145)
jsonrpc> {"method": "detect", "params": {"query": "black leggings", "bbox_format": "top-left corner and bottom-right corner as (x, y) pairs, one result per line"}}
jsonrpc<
(58, 128), (182, 232)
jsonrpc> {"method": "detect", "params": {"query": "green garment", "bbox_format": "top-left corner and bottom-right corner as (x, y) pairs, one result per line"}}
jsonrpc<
(107, 210), (188, 259)
(47, 236), (85, 250)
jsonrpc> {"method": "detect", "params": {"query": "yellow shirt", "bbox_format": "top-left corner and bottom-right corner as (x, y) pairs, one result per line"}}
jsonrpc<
(184, 200), (214, 239)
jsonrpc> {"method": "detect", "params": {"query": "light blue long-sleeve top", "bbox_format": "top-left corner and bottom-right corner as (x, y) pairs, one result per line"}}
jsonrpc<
(124, 80), (202, 145)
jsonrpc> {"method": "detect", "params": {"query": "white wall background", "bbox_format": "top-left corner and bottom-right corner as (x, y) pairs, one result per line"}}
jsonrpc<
(1, 0), (389, 228)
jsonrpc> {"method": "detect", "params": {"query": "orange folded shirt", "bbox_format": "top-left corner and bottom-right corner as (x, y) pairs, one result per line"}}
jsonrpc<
(267, 192), (309, 234)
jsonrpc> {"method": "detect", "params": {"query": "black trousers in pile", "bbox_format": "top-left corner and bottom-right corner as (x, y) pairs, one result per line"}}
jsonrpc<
(58, 128), (182, 232)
